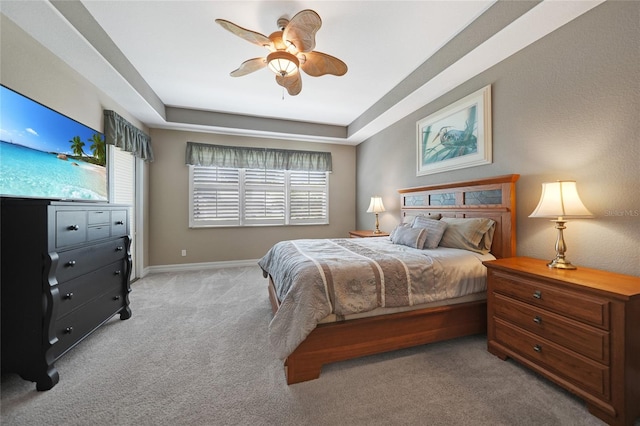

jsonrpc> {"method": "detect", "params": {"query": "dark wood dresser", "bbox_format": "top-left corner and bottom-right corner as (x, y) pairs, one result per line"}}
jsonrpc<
(484, 257), (640, 426)
(1, 198), (132, 390)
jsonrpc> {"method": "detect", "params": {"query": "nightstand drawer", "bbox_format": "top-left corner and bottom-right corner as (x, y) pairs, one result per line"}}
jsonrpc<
(494, 318), (610, 399)
(492, 271), (609, 329)
(493, 293), (609, 363)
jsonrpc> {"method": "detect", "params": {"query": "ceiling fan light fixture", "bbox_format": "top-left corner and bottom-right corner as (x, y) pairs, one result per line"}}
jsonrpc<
(267, 51), (299, 76)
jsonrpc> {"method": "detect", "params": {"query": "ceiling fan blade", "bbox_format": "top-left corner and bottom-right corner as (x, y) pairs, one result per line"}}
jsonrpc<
(276, 73), (302, 96)
(215, 19), (271, 48)
(230, 58), (267, 77)
(300, 51), (347, 77)
(283, 9), (321, 53)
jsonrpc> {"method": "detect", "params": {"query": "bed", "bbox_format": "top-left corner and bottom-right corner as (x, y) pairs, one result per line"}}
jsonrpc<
(259, 174), (519, 384)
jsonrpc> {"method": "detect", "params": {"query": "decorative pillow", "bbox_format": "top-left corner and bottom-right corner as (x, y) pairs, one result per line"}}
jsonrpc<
(391, 226), (427, 249)
(438, 217), (496, 254)
(412, 215), (448, 249)
(389, 223), (410, 240)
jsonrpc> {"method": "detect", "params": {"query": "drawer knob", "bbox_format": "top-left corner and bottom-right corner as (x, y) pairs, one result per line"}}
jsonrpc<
(116, 220), (124, 225)
(114, 270), (121, 275)
(66, 260), (76, 267)
(116, 246), (124, 251)
(533, 316), (542, 325)
(64, 326), (74, 334)
(64, 292), (74, 300)
(113, 295), (121, 301)
(67, 225), (79, 231)
(533, 344), (542, 353)
(533, 290), (542, 299)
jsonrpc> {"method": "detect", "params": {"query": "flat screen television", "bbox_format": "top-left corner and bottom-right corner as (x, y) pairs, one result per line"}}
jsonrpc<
(0, 84), (107, 201)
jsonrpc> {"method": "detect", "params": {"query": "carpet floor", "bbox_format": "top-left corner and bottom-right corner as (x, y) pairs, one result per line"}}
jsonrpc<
(1, 266), (611, 425)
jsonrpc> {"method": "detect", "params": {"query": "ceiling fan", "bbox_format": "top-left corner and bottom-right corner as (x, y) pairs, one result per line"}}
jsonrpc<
(215, 9), (348, 96)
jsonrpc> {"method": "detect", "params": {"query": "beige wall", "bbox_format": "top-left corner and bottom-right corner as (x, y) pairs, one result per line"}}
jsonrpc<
(1, 15), (152, 270)
(148, 129), (356, 265)
(356, 1), (640, 276)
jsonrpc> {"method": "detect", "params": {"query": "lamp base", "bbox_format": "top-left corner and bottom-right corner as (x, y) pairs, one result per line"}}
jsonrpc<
(547, 219), (578, 270)
(547, 257), (577, 270)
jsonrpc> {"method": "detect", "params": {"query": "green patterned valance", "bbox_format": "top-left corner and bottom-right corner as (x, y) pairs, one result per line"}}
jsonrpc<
(104, 110), (154, 161)
(185, 142), (332, 172)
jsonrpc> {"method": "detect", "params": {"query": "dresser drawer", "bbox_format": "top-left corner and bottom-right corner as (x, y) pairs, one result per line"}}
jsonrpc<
(111, 210), (128, 237)
(494, 318), (610, 399)
(491, 271), (609, 329)
(56, 261), (126, 319)
(87, 224), (111, 241)
(55, 238), (128, 283)
(52, 286), (126, 360)
(493, 293), (609, 363)
(54, 210), (87, 248)
(87, 209), (110, 225)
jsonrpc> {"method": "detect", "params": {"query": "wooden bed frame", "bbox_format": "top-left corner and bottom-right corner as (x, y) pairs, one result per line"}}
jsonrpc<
(267, 174), (520, 384)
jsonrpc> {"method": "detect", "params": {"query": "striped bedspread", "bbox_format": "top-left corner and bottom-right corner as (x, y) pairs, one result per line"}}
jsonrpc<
(258, 238), (490, 359)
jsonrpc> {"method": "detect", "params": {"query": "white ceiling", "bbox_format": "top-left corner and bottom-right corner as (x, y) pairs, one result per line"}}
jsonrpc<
(1, 1), (604, 145)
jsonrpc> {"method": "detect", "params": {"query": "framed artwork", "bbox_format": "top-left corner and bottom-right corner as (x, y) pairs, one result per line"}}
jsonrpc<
(417, 85), (492, 176)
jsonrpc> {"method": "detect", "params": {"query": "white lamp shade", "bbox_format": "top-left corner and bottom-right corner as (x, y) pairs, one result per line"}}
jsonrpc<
(529, 181), (593, 219)
(367, 196), (386, 214)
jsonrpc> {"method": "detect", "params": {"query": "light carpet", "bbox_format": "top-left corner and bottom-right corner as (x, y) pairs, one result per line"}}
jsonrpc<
(1, 266), (609, 425)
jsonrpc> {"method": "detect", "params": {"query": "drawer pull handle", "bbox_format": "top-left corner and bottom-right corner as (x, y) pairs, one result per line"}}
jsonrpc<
(64, 292), (74, 300)
(116, 246), (124, 251)
(533, 290), (542, 299)
(116, 220), (124, 225)
(66, 260), (76, 267)
(64, 326), (74, 334)
(68, 225), (79, 231)
(113, 295), (121, 301)
(533, 344), (542, 353)
(533, 316), (542, 324)
(114, 270), (121, 275)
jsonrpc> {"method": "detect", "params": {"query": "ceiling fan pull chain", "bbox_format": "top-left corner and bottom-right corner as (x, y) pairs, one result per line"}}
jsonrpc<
(282, 86), (285, 100)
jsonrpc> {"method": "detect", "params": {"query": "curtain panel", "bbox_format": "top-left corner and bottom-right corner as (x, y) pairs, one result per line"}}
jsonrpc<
(104, 110), (154, 161)
(185, 142), (332, 172)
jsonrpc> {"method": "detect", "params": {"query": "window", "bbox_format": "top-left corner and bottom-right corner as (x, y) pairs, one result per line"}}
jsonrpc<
(110, 146), (137, 278)
(189, 166), (328, 227)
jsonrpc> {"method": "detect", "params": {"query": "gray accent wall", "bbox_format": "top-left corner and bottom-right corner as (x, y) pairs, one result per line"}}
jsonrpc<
(356, 2), (639, 276)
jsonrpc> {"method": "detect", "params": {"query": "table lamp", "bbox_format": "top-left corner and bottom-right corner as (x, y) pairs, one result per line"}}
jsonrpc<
(367, 196), (385, 234)
(529, 180), (593, 269)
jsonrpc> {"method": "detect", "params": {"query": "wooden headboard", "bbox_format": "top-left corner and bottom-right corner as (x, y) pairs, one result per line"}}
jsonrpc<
(398, 174), (519, 258)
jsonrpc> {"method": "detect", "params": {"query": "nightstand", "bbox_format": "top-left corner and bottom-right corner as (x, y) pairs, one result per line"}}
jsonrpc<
(349, 230), (390, 238)
(483, 257), (640, 426)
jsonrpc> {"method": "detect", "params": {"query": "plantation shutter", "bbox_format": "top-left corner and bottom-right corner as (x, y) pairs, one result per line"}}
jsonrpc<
(190, 167), (240, 226)
(244, 169), (286, 225)
(111, 147), (136, 278)
(187, 142), (330, 227)
(290, 171), (328, 224)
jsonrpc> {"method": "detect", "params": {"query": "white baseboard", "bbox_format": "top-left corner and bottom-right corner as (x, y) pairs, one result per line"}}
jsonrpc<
(143, 259), (260, 275)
